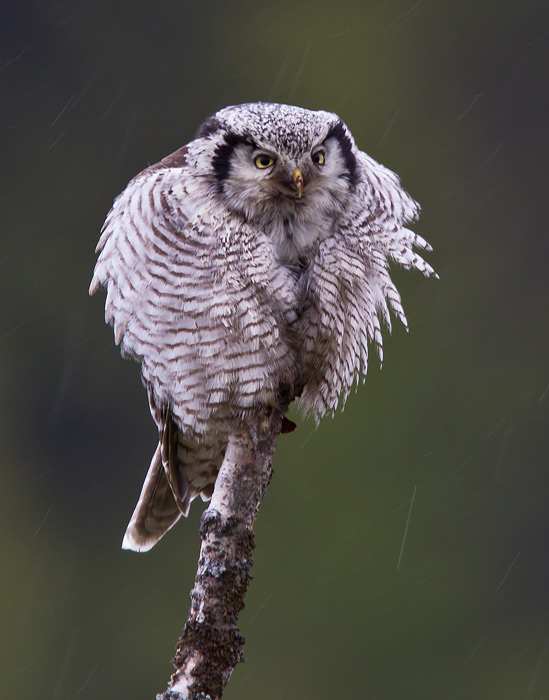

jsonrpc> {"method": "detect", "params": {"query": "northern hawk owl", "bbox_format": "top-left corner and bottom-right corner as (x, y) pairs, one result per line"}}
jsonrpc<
(90, 102), (436, 552)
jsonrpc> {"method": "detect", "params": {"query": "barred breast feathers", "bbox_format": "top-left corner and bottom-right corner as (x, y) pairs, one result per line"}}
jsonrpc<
(297, 150), (437, 420)
(90, 157), (298, 438)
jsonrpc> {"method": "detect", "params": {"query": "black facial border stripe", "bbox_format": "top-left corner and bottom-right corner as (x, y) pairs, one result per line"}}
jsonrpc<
(325, 120), (359, 187)
(212, 132), (256, 182)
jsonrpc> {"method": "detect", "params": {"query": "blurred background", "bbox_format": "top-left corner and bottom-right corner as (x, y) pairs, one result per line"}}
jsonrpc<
(2, 1), (548, 698)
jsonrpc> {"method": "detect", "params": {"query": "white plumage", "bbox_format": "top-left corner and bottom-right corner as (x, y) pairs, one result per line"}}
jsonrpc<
(90, 102), (436, 552)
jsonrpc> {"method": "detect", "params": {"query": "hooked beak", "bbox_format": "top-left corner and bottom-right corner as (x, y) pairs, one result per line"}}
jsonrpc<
(291, 168), (304, 198)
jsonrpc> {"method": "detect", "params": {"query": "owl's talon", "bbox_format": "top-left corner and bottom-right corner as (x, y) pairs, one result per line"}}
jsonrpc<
(281, 417), (297, 434)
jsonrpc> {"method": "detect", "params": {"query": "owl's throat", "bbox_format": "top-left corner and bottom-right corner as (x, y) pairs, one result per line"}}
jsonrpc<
(261, 209), (331, 267)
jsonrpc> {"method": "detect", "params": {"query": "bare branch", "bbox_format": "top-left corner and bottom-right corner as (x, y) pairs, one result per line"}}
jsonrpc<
(156, 406), (285, 700)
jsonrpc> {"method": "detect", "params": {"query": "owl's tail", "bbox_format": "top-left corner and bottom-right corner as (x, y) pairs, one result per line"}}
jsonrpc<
(121, 444), (184, 552)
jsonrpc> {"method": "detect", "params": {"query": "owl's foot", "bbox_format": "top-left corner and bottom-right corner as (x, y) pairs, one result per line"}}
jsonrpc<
(281, 416), (297, 434)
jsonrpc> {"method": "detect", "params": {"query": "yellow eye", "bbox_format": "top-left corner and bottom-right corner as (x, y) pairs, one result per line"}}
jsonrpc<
(254, 154), (275, 169)
(312, 151), (325, 166)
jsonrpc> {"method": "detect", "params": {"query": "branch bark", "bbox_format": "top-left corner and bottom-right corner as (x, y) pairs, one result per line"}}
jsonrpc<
(156, 406), (286, 700)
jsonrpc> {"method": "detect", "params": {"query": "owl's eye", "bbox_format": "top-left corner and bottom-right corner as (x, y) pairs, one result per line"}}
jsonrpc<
(254, 154), (275, 169)
(312, 151), (325, 166)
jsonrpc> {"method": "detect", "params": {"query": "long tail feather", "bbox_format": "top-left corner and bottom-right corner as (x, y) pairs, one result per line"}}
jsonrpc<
(122, 444), (183, 552)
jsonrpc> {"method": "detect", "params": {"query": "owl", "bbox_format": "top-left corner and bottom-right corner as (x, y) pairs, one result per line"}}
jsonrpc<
(90, 102), (436, 552)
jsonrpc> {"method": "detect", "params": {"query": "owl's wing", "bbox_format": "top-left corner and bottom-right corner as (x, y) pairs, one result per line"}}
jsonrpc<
(299, 151), (437, 419)
(90, 157), (297, 548)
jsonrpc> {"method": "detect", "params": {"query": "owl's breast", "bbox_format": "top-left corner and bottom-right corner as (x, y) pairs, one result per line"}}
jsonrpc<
(264, 212), (334, 268)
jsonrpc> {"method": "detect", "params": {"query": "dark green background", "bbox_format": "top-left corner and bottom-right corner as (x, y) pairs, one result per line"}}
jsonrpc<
(2, 1), (548, 698)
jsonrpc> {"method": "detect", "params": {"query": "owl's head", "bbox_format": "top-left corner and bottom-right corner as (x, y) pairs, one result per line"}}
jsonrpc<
(195, 103), (360, 222)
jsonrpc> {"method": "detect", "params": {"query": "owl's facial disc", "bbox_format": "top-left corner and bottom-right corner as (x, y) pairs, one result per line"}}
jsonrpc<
(210, 120), (359, 222)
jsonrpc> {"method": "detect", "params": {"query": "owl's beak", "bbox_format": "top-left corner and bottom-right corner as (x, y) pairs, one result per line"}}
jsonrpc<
(291, 168), (304, 198)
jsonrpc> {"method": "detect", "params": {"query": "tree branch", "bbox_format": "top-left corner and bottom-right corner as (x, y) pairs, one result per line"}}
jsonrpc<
(156, 406), (286, 700)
